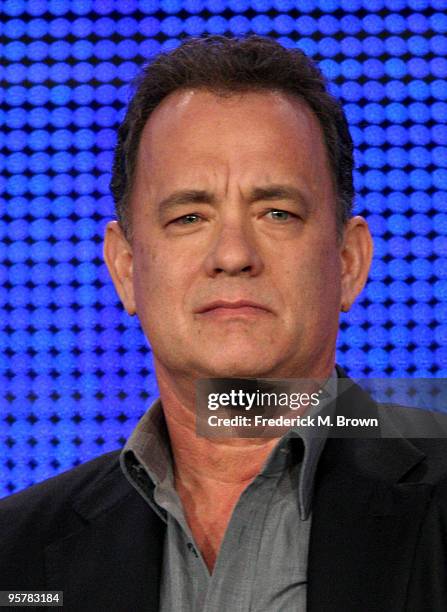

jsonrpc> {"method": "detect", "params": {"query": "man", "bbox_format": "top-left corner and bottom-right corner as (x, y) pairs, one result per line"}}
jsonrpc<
(1, 35), (447, 611)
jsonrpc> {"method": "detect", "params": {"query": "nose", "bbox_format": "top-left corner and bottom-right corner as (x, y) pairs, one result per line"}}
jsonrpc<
(203, 216), (264, 278)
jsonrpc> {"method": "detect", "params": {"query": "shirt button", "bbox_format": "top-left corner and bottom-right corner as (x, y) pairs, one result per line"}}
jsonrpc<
(187, 542), (199, 558)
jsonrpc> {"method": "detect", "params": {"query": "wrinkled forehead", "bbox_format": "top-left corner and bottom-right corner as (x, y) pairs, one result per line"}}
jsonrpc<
(135, 88), (333, 185)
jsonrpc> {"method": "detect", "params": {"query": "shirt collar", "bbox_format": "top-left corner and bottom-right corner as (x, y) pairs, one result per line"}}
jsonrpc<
(120, 370), (338, 521)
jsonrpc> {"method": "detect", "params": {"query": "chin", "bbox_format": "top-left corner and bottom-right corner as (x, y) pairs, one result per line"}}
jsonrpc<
(200, 356), (277, 379)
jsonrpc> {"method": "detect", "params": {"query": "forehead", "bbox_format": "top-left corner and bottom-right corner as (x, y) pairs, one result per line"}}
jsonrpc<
(144, 87), (319, 130)
(133, 88), (334, 203)
(145, 88), (326, 149)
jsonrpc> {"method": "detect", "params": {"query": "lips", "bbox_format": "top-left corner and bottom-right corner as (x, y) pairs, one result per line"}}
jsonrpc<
(196, 299), (272, 315)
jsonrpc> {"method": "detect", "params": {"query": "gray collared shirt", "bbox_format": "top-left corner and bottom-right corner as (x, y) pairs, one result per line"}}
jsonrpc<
(120, 374), (337, 611)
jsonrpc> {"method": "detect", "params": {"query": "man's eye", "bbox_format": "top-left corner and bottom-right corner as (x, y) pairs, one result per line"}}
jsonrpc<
(265, 209), (296, 222)
(172, 214), (201, 225)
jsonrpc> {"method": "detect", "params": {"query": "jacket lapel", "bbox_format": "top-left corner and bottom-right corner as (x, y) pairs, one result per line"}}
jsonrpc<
(44, 464), (165, 612)
(307, 378), (431, 612)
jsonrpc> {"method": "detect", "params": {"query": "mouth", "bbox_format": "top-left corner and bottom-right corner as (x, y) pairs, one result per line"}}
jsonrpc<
(196, 300), (272, 318)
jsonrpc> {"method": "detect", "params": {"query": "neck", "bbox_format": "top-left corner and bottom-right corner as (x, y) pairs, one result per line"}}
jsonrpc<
(153, 358), (334, 492)
(157, 367), (277, 490)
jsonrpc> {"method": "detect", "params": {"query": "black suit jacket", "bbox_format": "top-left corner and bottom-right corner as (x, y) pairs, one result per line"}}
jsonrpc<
(1, 376), (447, 612)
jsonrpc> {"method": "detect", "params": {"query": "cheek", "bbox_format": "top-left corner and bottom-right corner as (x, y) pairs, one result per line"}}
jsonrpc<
(132, 243), (163, 304)
(284, 245), (342, 308)
(132, 242), (190, 310)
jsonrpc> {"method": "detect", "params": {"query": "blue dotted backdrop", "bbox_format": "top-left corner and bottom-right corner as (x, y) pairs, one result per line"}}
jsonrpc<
(1, 0), (447, 497)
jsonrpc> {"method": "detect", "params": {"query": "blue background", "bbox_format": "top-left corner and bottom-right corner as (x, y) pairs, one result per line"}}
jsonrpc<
(1, 0), (446, 497)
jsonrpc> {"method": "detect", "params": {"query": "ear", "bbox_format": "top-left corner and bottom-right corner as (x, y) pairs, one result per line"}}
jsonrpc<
(103, 221), (136, 315)
(340, 216), (373, 312)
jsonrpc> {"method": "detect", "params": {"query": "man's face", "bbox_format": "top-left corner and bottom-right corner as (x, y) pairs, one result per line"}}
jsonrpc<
(107, 89), (365, 380)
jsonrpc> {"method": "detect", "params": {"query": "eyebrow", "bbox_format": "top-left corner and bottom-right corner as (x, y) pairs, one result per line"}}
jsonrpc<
(157, 184), (310, 212)
(249, 184), (310, 211)
(158, 189), (215, 211)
